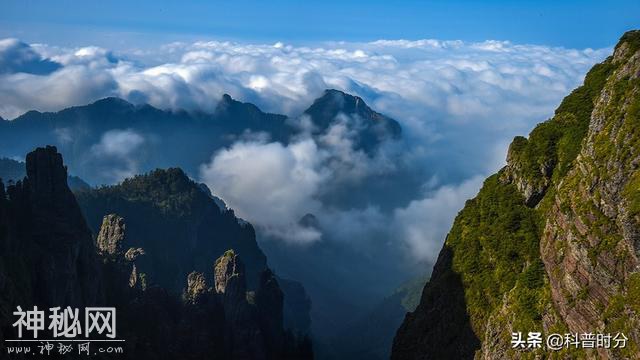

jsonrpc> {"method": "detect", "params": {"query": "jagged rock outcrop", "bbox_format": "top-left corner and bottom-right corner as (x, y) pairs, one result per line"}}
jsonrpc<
(502, 137), (555, 207)
(125, 247), (145, 262)
(97, 213), (127, 255)
(184, 271), (208, 304)
(0, 156), (91, 191)
(215, 250), (247, 295)
(96, 214), (146, 294)
(214, 250), (266, 360)
(0, 146), (101, 307)
(392, 30), (640, 360)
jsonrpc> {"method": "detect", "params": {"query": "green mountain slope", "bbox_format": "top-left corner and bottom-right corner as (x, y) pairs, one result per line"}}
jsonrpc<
(392, 30), (640, 359)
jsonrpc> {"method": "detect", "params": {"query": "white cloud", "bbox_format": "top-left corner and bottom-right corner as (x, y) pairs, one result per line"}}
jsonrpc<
(92, 129), (144, 157)
(200, 138), (327, 244)
(90, 129), (146, 183)
(199, 114), (400, 245)
(0, 38), (608, 126)
(393, 176), (484, 261)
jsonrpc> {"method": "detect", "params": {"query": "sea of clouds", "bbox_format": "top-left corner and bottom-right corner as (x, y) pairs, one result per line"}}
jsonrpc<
(0, 37), (610, 266)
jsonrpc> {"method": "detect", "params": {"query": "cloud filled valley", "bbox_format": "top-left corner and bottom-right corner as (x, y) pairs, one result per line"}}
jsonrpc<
(0, 36), (608, 261)
(0, 35), (611, 344)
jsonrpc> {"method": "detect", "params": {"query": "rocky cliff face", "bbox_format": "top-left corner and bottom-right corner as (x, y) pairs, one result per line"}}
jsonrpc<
(0, 147), (312, 359)
(392, 30), (640, 359)
(75, 166), (313, 339)
(539, 32), (640, 359)
(76, 167), (269, 291)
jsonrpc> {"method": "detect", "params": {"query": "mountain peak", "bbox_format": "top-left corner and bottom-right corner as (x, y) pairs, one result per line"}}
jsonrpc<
(303, 89), (402, 152)
(91, 96), (135, 109)
(322, 88), (361, 100)
(25, 145), (69, 197)
(215, 93), (263, 115)
(307, 89), (368, 117)
(615, 29), (640, 53)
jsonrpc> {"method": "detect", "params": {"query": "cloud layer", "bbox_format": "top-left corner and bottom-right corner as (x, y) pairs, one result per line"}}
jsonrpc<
(0, 37), (610, 266)
(89, 129), (146, 183)
(201, 138), (326, 243)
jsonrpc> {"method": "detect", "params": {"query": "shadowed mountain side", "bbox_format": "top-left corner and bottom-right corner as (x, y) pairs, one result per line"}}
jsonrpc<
(0, 95), (291, 185)
(392, 246), (480, 360)
(0, 146), (313, 359)
(0, 146), (104, 356)
(75, 167), (313, 338)
(327, 274), (428, 360)
(1, 88), (410, 358)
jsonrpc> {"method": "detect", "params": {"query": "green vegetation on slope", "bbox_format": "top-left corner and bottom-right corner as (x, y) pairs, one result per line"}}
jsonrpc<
(439, 38), (622, 356)
(83, 168), (207, 218)
(506, 59), (616, 199)
(447, 175), (544, 331)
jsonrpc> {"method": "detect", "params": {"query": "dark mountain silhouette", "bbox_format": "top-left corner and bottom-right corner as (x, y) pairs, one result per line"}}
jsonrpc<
(0, 157), (90, 191)
(304, 89), (401, 154)
(0, 146), (312, 359)
(0, 90), (400, 185)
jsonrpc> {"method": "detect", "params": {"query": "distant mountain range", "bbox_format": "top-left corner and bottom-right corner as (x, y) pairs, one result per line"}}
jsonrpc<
(0, 89), (400, 185)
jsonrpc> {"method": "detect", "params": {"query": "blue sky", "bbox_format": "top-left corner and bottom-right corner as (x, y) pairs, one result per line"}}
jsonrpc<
(0, 0), (638, 48)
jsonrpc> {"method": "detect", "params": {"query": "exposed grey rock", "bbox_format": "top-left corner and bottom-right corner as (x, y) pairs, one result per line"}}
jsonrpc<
(215, 249), (246, 295)
(184, 271), (208, 304)
(97, 214), (126, 255)
(125, 247), (145, 262)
